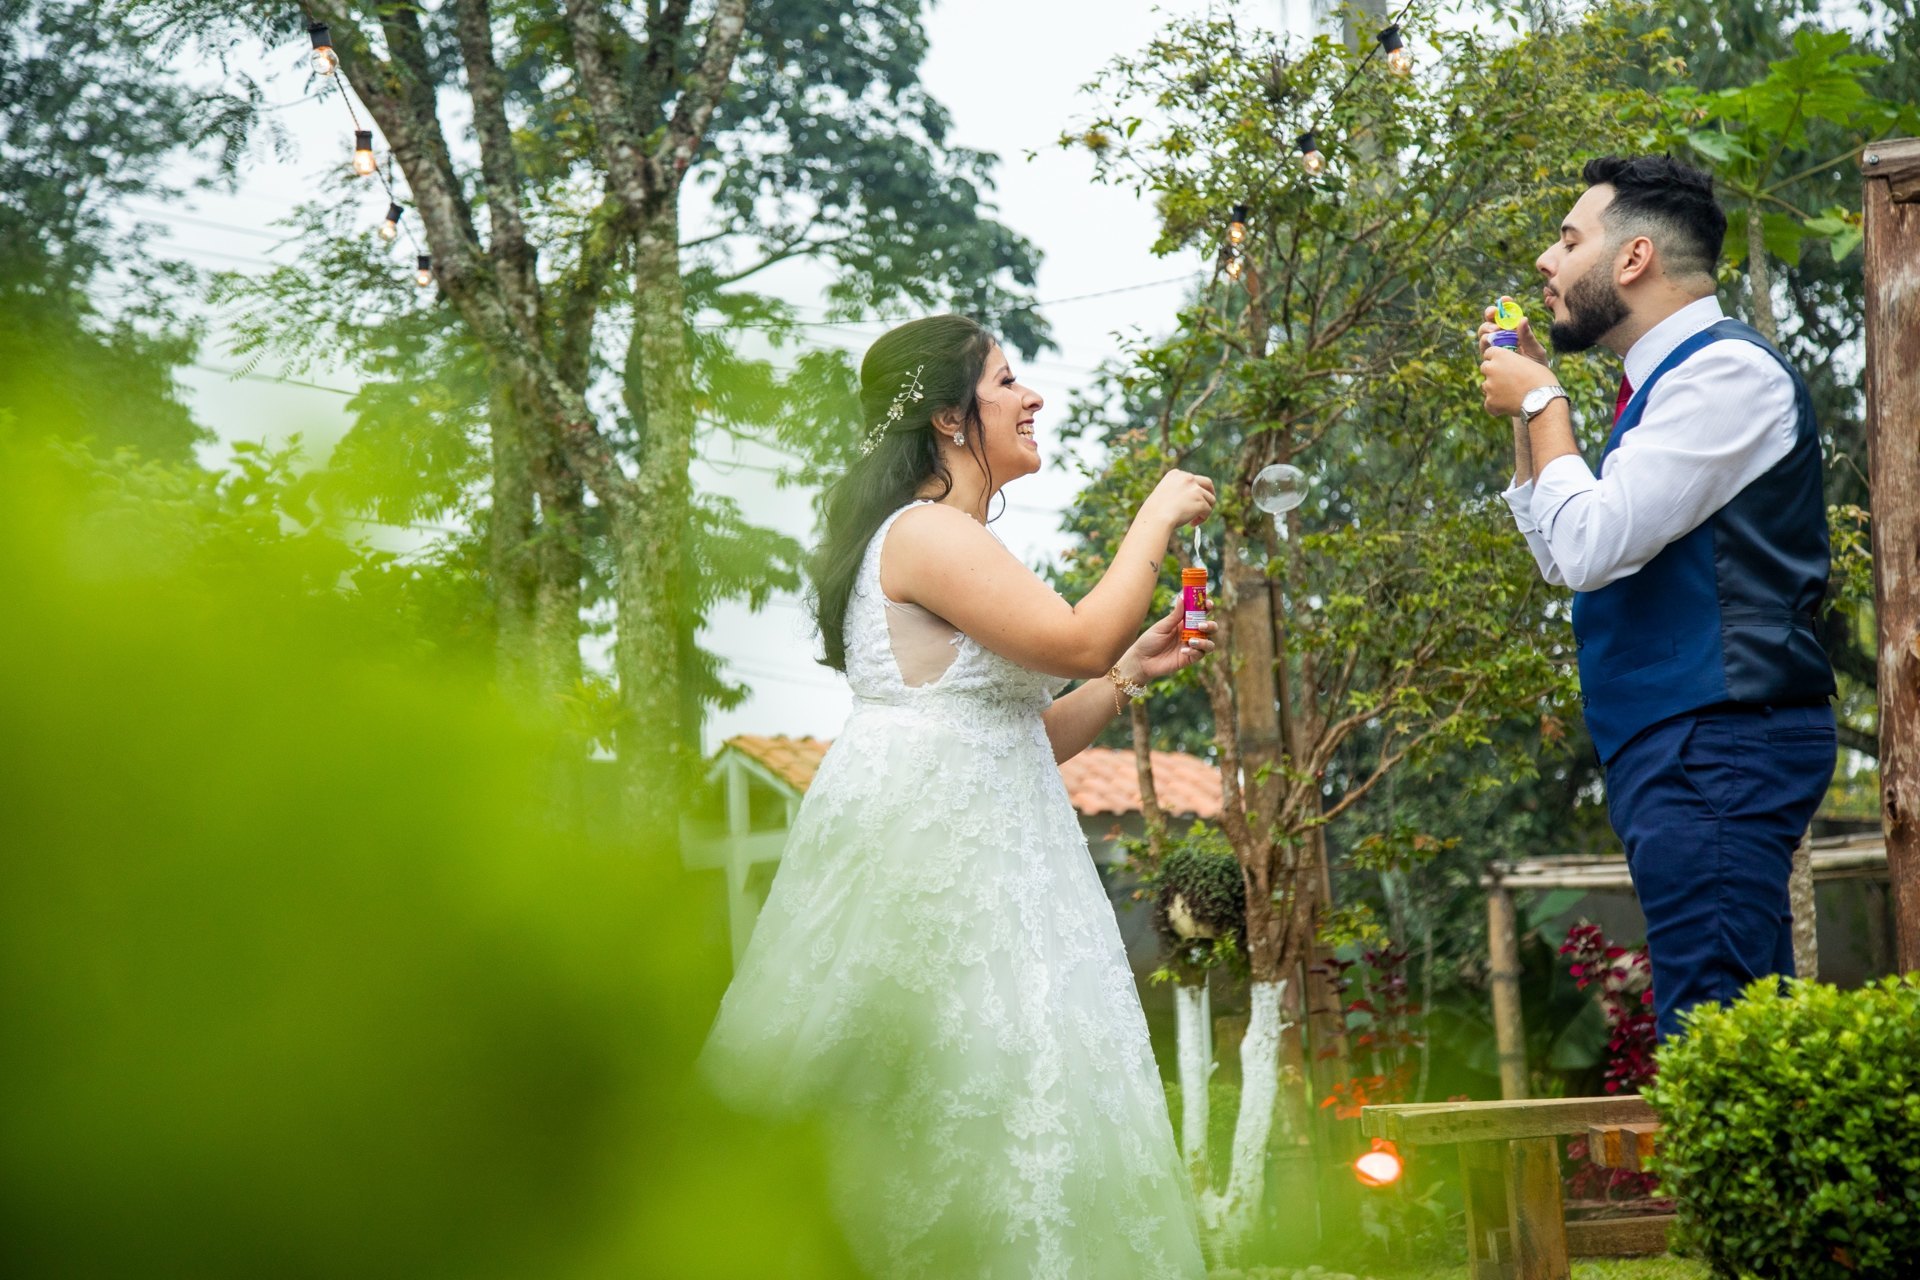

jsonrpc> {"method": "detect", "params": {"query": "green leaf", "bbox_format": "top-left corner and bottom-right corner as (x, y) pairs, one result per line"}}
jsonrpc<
(1521, 887), (1586, 935)
(1806, 207), (1865, 263)
(1762, 209), (1806, 267)
(1826, 225), (1865, 262)
(1684, 130), (1755, 165)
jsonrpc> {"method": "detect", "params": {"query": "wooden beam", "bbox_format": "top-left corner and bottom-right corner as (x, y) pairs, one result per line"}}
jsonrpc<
(1565, 1215), (1674, 1257)
(1482, 843), (1888, 891)
(1362, 1094), (1655, 1144)
(1862, 137), (1920, 972)
(1864, 137), (1920, 203)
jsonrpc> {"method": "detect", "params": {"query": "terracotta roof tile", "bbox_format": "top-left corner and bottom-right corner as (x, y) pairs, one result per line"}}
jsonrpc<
(725, 734), (830, 791)
(1057, 747), (1222, 819)
(722, 737), (1219, 820)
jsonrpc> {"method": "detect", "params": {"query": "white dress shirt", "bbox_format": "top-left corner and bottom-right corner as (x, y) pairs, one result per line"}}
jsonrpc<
(1501, 296), (1800, 592)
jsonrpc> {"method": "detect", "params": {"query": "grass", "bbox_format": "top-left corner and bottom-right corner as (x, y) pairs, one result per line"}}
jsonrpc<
(1373, 1260), (1707, 1280)
(1215, 1254), (1709, 1279)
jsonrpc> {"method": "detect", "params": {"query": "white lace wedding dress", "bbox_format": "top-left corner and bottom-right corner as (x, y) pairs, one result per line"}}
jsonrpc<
(702, 501), (1205, 1279)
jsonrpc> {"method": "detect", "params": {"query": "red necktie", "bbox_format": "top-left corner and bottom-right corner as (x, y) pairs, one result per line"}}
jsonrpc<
(1613, 375), (1634, 426)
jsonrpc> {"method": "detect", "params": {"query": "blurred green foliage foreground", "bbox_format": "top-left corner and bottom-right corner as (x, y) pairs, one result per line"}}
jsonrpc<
(0, 423), (858, 1278)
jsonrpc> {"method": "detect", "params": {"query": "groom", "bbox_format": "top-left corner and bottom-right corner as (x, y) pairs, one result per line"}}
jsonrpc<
(1479, 154), (1837, 1041)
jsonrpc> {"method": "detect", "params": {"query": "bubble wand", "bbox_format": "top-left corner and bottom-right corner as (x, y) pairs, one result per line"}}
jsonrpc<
(1489, 295), (1525, 349)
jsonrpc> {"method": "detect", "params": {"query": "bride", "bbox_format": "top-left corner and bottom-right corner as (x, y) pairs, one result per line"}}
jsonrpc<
(702, 314), (1216, 1278)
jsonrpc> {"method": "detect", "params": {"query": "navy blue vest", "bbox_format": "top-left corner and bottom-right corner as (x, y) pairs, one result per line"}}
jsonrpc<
(1571, 318), (1833, 762)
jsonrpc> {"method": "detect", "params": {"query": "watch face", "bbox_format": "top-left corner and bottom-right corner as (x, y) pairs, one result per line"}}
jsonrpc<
(1523, 387), (1556, 416)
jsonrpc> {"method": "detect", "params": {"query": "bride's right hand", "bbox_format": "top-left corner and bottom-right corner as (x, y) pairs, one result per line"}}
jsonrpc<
(1144, 469), (1217, 530)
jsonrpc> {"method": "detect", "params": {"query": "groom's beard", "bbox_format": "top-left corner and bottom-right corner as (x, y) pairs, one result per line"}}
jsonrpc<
(1549, 270), (1629, 354)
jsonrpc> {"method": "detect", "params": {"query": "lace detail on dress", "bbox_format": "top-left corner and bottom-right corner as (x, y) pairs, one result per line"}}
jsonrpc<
(702, 501), (1203, 1278)
(846, 500), (1069, 716)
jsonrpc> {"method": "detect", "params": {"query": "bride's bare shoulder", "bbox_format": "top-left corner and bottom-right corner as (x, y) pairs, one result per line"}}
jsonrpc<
(881, 503), (1007, 602)
(887, 502), (990, 548)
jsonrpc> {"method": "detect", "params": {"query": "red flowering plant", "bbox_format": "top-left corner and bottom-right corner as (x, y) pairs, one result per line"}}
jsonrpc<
(1558, 920), (1661, 1202)
(1316, 945), (1421, 1120)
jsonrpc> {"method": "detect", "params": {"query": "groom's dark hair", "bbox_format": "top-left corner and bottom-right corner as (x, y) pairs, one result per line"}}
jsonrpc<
(1582, 154), (1726, 284)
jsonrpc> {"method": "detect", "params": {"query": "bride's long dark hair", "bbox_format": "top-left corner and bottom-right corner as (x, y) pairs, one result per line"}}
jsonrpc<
(812, 315), (999, 672)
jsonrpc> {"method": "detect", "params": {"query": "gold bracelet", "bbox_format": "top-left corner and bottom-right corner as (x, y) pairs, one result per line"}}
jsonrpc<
(1107, 665), (1146, 716)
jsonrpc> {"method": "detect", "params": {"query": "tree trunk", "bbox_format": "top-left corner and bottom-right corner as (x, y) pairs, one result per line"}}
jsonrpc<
(1789, 827), (1819, 980)
(489, 371), (587, 705)
(1277, 503), (1350, 1104)
(527, 432), (586, 698)
(1747, 202), (1780, 344)
(1174, 980), (1212, 1191)
(1199, 977), (1292, 1255)
(488, 377), (540, 702)
(611, 202), (700, 834)
(1224, 520), (1286, 832)
(1304, 823), (1351, 1106)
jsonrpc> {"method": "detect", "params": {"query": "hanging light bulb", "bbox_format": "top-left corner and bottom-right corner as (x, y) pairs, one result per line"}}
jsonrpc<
(415, 254), (434, 288)
(352, 130), (376, 177)
(1379, 24), (1413, 77)
(1297, 131), (1326, 176)
(1225, 252), (1245, 282)
(1227, 203), (1249, 247)
(308, 23), (338, 76)
(378, 202), (403, 242)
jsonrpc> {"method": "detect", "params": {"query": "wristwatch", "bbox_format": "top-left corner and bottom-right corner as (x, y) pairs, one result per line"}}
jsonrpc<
(1521, 385), (1570, 423)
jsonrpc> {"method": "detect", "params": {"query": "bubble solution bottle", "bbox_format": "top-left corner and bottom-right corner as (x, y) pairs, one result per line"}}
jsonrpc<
(1180, 566), (1210, 647)
(1490, 295), (1524, 349)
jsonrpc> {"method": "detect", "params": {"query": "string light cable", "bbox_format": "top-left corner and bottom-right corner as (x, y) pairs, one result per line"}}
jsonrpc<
(305, 21), (430, 284)
(1217, 0), (1421, 280)
(306, 27), (1212, 320)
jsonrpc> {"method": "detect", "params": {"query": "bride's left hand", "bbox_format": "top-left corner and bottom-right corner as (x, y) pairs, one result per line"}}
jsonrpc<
(1121, 606), (1216, 685)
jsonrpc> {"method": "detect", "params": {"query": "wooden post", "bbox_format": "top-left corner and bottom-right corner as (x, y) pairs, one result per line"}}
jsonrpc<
(1862, 138), (1920, 974)
(1505, 1136), (1571, 1280)
(1487, 869), (1530, 1100)
(1459, 1141), (1513, 1280)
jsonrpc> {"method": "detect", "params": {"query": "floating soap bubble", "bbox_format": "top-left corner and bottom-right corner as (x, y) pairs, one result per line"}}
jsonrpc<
(1251, 463), (1307, 516)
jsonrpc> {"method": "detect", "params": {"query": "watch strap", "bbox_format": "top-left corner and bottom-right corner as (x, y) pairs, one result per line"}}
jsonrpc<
(1522, 386), (1569, 423)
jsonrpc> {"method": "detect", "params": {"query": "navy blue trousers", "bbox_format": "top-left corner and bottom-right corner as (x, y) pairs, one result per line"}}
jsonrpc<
(1603, 703), (1836, 1041)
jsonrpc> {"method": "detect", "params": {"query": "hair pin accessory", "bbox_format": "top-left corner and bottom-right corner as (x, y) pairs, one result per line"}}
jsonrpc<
(859, 364), (927, 456)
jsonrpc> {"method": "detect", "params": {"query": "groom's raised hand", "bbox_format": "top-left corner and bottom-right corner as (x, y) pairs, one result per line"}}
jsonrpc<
(1480, 345), (1562, 418)
(1475, 305), (1549, 363)
(1476, 306), (1557, 418)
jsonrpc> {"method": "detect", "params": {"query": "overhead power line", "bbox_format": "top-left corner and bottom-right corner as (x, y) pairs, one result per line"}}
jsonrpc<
(693, 273), (1204, 333)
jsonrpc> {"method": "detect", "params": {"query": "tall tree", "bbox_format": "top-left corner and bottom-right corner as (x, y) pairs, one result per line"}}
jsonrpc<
(136, 1), (1047, 826)
(1065, 7), (1666, 1250)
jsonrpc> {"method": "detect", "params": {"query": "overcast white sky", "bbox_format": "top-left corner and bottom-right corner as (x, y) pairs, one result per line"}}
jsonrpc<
(149, 0), (1353, 750)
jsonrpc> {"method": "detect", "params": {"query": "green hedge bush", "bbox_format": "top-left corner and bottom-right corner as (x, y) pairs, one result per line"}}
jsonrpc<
(1646, 976), (1920, 1279)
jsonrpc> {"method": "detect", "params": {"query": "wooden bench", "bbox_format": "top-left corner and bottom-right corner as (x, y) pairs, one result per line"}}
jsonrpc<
(1586, 1119), (1659, 1174)
(1361, 1096), (1673, 1280)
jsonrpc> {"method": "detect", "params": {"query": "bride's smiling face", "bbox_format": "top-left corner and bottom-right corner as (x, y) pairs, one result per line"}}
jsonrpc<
(970, 342), (1045, 482)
